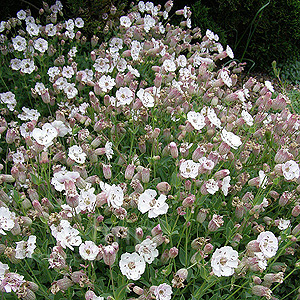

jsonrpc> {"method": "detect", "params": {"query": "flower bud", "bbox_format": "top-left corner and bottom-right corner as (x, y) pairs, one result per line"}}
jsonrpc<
(196, 208), (208, 223)
(169, 142), (178, 158)
(102, 164), (112, 180)
(251, 285), (272, 298)
(136, 227), (143, 240)
(151, 224), (162, 236)
(103, 245), (117, 266)
(125, 164), (135, 180)
(156, 182), (171, 194)
(169, 247), (178, 258)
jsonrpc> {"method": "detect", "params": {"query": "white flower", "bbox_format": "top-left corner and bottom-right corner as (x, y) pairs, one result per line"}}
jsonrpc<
(162, 59), (176, 72)
(226, 45), (234, 59)
(221, 176), (231, 196)
(51, 220), (82, 251)
(79, 241), (99, 261)
(105, 141), (114, 160)
(221, 128), (242, 150)
(282, 160), (300, 181)
(34, 38), (48, 53)
(10, 58), (22, 71)
(0, 207), (15, 235)
(207, 107), (222, 128)
(257, 231), (278, 259)
(154, 283), (173, 300)
(18, 106), (41, 121)
(116, 87), (134, 107)
(144, 14), (156, 32)
(26, 23), (39, 36)
(187, 111), (206, 130)
(74, 17), (84, 28)
(211, 246), (239, 277)
(93, 57), (110, 73)
(254, 251), (268, 270)
(51, 120), (71, 137)
(206, 29), (219, 41)
(0, 91), (17, 111)
(277, 219), (290, 231)
(0, 262), (9, 279)
(45, 23), (57, 36)
(135, 238), (159, 264)
(265, 80), (274, 93)
(51, 168), (80, 192)
(68, 145), (86, 164)
(97, 75), (116, 93)
(32, 123), (58, 149)
(20, 59), (35, 74)
(179, 159), (199, 179)
(15, 235), (36, 259)
(17, 10), (27, 20)
(137, 88), (155, 108)
(258, 170), (267, 189)
(205, 178), (219, 195)
(220, 69), (232, 87)
(241, 110), (254, 126)
(77, 187), (97, 213)
(12, 36), (27, 51)
(138, 189), (169, 218)
(100, 182), (124, 209)
(120, 16), (132, 28)
(119, 252), (146, 280)
(62, 66), (75, 78)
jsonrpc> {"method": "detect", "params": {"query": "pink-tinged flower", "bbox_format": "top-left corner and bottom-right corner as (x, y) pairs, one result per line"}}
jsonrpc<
(138, 189), (169, 218)
(179, 159), (200, 179)
(0, 207), (15, 235)
(211, 246), (239, 277)
(153, 283), (173, 300)
(282, 160), (300, 181)
(15, 235), (36, 259)
(119, 252), (146, 280)
(135, 238), (159, 264)
(187, 111), (205, 130)
(79, 241), (99, 261)
(220, 128), (242, 150)
(257, 231), (278, 259)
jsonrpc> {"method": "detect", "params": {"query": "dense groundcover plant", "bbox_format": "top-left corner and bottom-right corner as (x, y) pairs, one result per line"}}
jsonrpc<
(0, 1), (300, 299)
